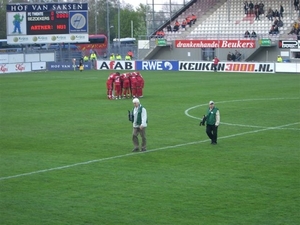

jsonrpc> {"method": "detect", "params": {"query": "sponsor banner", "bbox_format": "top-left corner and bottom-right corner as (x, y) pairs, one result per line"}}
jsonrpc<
(175, 40), (256, 48)
(278, 40), (299, 49)
(97, 60), (135, 70)
(136, 61), (178, 71)
(0, 63), (31, 73)
(47, 62), (91, 71)
(179, 61), (275, 73)
(7, 34), (88, 44)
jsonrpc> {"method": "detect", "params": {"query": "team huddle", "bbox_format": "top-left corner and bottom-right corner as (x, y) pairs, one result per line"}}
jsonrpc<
(106, 71), (145, 100)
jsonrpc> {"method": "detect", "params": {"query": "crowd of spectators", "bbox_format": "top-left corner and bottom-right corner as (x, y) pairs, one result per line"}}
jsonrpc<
(166, 13), (197, 33)
(227, 50), (242, 61)
(242, 1), (289, 37)
(155, 13), (197, 38)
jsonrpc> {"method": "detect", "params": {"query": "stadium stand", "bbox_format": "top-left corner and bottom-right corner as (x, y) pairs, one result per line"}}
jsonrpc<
(161, 0), (299, 41)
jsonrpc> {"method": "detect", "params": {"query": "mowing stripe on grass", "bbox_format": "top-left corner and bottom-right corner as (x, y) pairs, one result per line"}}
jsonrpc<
(185, 97), (300, 131)
(0, 122), (298, 181)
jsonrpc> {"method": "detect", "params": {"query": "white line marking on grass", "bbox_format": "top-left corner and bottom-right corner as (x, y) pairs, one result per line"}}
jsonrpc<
(185, 97), (300, 131)
(0, 122), (298, 181)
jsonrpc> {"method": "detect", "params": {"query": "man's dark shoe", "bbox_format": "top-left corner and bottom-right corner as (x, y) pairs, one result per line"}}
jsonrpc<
(212, 142), (217, 145)
(132, 148), (139, 152)
(141, 148), (147, 152)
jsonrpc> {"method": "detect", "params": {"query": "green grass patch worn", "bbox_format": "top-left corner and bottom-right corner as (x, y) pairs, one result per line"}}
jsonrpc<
(0, 70), (299, 225)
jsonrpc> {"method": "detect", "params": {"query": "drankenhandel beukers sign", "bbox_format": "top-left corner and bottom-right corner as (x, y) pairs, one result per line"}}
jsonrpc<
(175, 40), (256, 48)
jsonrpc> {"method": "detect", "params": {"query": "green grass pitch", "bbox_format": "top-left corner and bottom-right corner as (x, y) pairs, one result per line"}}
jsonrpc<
(0, 70), (299, 225)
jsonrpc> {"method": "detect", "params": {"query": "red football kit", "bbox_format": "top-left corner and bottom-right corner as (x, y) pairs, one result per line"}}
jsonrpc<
(120, 73), (131, 98)
(135, 72), (144, 97)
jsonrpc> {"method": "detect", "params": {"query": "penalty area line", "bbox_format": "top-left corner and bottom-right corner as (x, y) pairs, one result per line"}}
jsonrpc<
(0, 122), (298, 181)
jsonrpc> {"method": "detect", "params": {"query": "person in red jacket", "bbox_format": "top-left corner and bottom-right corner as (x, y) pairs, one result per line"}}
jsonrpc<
(212, 56), (220, 72)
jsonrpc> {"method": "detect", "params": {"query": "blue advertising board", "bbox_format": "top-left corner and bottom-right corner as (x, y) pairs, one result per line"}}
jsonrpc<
(47, 62), (91, 71)
(136, 61), (179, 71)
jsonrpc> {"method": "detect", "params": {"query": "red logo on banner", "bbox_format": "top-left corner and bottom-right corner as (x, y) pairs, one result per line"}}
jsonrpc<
(15, 64), (25, 72)
(0, 64), (8, 73)
(175, 40), (255, 48)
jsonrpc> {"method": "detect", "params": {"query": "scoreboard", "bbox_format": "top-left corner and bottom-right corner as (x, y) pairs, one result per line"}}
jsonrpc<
(27, 11), (70, 35)
(6, 3), (88, 44)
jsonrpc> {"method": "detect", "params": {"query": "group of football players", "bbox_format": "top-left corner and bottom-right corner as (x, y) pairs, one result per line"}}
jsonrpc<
(106, 71), (144, 100)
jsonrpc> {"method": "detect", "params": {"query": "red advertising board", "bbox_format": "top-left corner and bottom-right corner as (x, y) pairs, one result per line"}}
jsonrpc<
(175, 40), (256, 48)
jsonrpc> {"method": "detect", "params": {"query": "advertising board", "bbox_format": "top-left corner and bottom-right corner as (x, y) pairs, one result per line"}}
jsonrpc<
(278, 40), (299, 49)
(6, 3), (88, 44)
(47, 62), (91, 71)
(97, 61), (135, 70)
(179, 61), (275, 73)
(136, 61), (178, 71)
(0, 63), (31, 73)
(175, 40), (256, 48)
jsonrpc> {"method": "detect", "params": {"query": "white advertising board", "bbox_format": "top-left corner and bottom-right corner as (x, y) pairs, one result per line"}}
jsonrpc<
(40, 53), (55, 62)
(25, 53), (40, 62)
(275, 63), (300, 73)
(0, 54), (9, 63)
(32, 62), (46, 70)
(8, 54), (24, 63)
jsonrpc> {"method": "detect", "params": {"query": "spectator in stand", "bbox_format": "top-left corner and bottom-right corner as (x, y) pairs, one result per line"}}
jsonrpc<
(255, 8), (260, 20)
(277, 18), (284, 27)
(266, 7), (274, 21)
(231, 52), (236, 62)
(227, 52), (232, 61)
(288, 21), (300, 35)
(248, 1), (254, 14)
(280, 5), (284, 18)
(244, 30), (250, 38)
(186, 17), (192, 27)
(258, 1), (264, 15)
(244, 1), (249, 15)
(235, 50), (242, 61)
(254, 2), (259, 12)
(173, 20), (180, 32)
(274, 9), (280, 19)
(269, 24), (279, 35)
(191, 14), (197, 24)
(294, 0), (299, 11)
(181, 19), (187, 29)
(251, 30), (257, 38)
(167, 23), (172, 32)
(156, 30), (165, 38)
